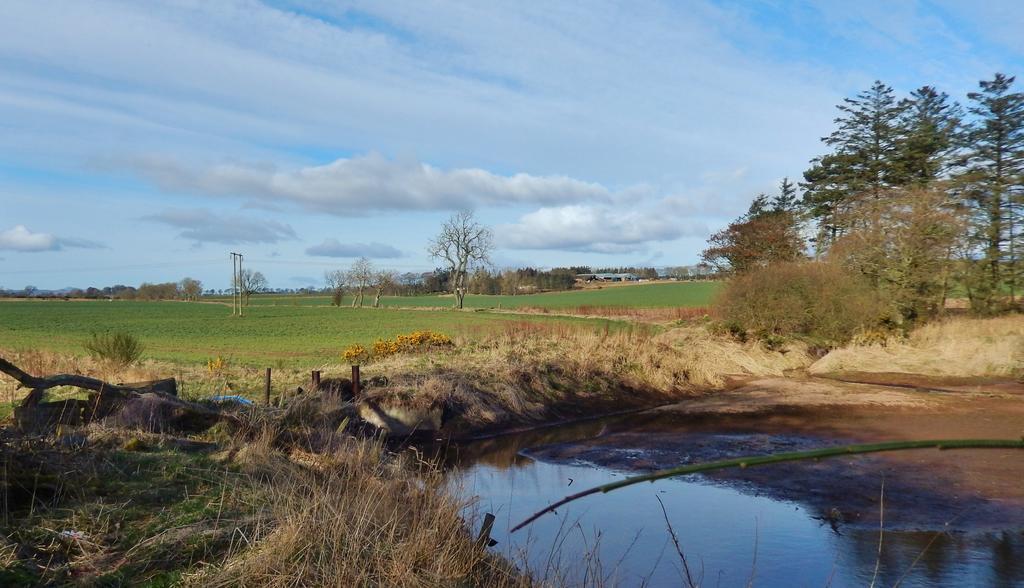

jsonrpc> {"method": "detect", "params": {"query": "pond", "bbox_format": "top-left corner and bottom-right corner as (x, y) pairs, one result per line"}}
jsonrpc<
(444, 412), (1024, 587)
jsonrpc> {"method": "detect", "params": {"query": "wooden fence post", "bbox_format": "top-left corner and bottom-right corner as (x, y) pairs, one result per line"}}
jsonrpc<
(351, 365), (360, 399)
(476, 513), (497, 547)
(264, 367), (271, 405)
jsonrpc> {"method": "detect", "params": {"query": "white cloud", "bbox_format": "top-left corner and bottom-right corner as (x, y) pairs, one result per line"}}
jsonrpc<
(497, 205), (706, 254)
(0, 0), (841, 186)
(1, 0), (1016, 282)
(0, 225), (103, 252)
(127, 153), (611, 215)
(306, 239), (403, 259)
(142, 209), (296, 244)
(0, 225), (57, 251)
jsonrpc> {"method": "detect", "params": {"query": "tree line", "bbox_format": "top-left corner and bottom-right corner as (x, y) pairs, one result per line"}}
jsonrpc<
(0, 274), (267, 303)
(703, 73), (1024, 321)
(0, 278), (209, 301)
(322, 260), (675, 306)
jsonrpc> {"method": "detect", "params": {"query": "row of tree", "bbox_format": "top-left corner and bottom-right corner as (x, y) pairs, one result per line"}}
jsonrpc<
(0, 278), (209, 301)
(703, 73), (1024, 319)
(3, 261), (689, 304)
(321, 260), (584, 306)
(322, 260), (695, 305)
(324, 258), (397, 308)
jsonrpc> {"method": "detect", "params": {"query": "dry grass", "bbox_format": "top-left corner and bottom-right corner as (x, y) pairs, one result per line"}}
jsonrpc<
(810, 315), (1024, 378)
(1, 321), (811, 436)
(186, 430), (525, 587)
(515, 305), (711, 322)
(0, 347), (344, 412)
(360, 324), (812, 434)
(1, 319), (809, 439)
(0, 347), (164, 385)
(0, 427), (255, 585)
(0, 418), (528, 586)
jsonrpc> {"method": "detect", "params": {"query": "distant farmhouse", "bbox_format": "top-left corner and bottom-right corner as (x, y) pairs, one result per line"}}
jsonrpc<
(574, 265), (716, 283)
(575, 272), (641, 283)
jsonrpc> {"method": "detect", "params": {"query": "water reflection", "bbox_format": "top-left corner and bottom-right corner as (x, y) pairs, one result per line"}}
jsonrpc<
(836, 529), (1024, 587)
(439, 414), (1024, 587)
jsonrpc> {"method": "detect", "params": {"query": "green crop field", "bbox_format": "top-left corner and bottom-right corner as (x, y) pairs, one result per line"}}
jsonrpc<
(0, 300), (622, 366)
(222, 281), (720, 310)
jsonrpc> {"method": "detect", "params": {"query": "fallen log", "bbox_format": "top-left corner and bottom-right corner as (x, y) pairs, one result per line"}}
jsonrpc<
(0, 357), (175, 396)
(0, 356), (228, 434)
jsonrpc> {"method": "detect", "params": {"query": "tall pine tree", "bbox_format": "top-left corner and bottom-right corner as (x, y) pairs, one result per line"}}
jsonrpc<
(772, 177), (799, 212)
(956, 73), (1024, 311)
(802, 81), (910, 250)
(896, 86), (963, 185)
(744, 193), (772, 220)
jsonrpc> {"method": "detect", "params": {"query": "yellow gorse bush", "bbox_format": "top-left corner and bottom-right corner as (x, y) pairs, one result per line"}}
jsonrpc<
(386, 330), (453, 356)
(206, 355), (227, 374)
(344, 330), (453, 365)
(342, 344), (370, 365)
(372, 338), (401, 356)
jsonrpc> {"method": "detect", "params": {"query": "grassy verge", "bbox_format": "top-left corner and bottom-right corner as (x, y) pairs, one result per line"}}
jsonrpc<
(0, 431), (250, 585)
(0, 425), (524, 586)
(1, 321), (811, 437)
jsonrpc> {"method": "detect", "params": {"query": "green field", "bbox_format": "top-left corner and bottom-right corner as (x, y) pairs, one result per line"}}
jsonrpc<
(227, 281), (720, 310)
(0, 282), (716, 367)
(0, 300), (623, 366)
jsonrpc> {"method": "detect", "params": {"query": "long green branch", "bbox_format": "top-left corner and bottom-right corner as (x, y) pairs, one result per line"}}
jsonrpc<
(510, 438), (1024, 533)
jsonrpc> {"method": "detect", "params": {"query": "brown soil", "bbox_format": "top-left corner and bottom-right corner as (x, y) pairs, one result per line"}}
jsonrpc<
(818, 370), (1024, 395)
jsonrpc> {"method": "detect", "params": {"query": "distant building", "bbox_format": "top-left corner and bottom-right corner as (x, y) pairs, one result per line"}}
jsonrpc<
(575, 273), (640, 283)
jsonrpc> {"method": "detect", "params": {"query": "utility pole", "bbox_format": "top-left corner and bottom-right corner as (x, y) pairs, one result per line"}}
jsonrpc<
(230, 252), (237, 316)
(238, 252), (244, 317)
(230, 252), (244, 317)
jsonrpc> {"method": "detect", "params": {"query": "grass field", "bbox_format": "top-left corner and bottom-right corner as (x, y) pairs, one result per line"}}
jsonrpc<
(219, 280), (720, 310)
(0, 300), (622, 366)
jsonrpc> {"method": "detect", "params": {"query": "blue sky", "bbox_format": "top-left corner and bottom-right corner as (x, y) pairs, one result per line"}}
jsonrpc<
(1, 0), (1023, 290)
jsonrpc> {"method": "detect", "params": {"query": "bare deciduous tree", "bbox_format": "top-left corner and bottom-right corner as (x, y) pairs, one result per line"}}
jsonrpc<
(428, 211), (494, 309)
(324, 269), (347, 307)
(235, 269), (267, 306)
(178, 277), (203, 301)
(348, 257), (374, 307)
(371, 270), (398, 308)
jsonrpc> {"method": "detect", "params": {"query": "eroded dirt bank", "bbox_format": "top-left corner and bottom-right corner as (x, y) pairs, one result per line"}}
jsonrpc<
(511, 376), (1024, 531)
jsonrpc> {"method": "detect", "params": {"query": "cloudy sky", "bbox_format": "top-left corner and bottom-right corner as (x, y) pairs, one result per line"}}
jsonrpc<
(2, 0), (1023, 289)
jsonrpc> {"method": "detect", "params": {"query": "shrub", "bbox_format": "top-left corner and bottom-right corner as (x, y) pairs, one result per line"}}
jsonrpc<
(206, 355), (228, 374)
(83, 331), (145, 370)
(342, 344), (369, 365)
(344, 331), (454, 365)
(714, 261), (892, 347)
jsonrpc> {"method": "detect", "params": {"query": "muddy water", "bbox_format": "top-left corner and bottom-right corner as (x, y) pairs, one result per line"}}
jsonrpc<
(445, 409), (1024, 587)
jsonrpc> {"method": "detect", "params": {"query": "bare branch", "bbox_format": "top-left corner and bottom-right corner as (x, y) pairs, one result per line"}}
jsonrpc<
(428, 211), (494, 308)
